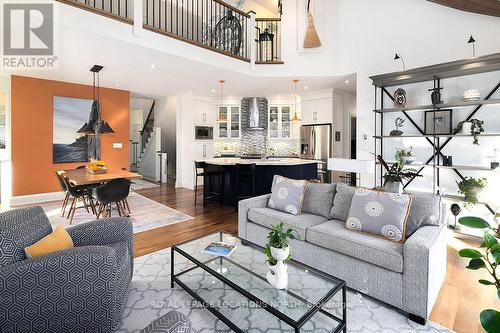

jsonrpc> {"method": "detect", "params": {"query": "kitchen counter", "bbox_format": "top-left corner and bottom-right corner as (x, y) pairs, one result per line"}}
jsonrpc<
(198, 158), (319, 206)
(198, 158), (320, 166)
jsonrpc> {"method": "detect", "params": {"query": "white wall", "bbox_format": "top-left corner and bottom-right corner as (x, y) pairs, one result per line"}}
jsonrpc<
(157, 96), (177, 184)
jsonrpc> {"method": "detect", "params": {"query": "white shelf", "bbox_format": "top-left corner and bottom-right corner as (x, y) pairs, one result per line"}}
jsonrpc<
(374, 99), (500, 113)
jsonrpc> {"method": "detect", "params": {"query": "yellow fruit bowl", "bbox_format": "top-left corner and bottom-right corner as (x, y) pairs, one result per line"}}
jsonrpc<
(86, 160), (108, 174)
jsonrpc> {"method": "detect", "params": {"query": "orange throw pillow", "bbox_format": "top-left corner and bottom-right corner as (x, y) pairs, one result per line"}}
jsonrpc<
(25, 225), (74, 258)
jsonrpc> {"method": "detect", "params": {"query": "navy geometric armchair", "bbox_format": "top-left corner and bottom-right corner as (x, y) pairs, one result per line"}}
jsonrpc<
(0, 206), (133, 333)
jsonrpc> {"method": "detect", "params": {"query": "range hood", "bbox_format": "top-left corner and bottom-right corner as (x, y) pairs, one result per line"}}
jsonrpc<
(248, 97), (265, 130)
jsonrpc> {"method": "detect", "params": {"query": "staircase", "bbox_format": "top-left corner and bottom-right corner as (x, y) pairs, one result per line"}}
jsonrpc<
(130, 100), (155, 171)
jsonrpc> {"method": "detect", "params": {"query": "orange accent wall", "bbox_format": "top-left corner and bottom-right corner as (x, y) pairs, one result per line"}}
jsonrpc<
(11, 75), (130, 196)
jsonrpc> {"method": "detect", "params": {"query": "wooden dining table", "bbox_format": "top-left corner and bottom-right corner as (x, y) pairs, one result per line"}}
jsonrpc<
(62, 169), (143, 186)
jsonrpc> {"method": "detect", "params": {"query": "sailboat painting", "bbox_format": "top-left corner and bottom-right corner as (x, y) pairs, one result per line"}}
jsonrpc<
(53, 96), (93, 163)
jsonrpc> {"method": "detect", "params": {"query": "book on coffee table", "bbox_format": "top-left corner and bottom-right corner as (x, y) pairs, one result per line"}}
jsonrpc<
(201, 242), (236, 257)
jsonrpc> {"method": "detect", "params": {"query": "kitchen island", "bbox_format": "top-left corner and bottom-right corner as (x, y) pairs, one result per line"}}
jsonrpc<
(198, 158), (319, 207)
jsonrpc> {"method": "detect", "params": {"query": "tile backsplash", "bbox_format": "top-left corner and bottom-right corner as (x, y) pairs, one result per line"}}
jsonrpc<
(214, 97), (300, 157)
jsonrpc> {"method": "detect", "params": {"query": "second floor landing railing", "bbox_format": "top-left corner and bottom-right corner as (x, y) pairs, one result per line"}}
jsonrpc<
(57, 0), (133, 24)
(143, 0), (250, 62)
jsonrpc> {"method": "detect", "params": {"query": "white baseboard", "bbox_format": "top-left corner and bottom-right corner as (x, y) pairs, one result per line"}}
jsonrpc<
(10, 191), (65, 207)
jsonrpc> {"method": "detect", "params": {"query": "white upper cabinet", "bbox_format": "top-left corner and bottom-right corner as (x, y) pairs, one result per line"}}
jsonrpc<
(194, 101), (216, 126)
(217, 105), (240, 139)
(268, 105), (292, 139)
(301, 97), (333, 125)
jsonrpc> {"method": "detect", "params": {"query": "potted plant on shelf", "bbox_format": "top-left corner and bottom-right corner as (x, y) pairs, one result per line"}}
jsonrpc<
(395, 146), (416, 164)
(390, 117), (405, 136)
(457, 216), (500, 332)
(376, 154), (422, 193)
(455, 118), (485, 145)
(265, 223), (298, 289)
(456, 176), (487, 206)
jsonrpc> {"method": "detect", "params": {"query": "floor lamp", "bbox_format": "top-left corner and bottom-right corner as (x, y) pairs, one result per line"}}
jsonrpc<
(327, 158), (374, 187)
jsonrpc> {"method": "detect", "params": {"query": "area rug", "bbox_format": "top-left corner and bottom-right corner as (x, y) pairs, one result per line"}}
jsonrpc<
(117, 248), (454, 333)
(40, 192), (192, 233)
(131, 179), (161, 191)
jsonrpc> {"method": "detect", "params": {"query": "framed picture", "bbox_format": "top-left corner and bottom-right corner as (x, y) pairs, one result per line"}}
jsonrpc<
(424, 109), (453, 135)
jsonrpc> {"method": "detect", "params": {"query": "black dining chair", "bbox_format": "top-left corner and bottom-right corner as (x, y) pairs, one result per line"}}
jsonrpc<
(60, 175), (96, 224)
(55, 171), (70, 217)
(235, 163), (256, 211)
(94, 178), (131, 218)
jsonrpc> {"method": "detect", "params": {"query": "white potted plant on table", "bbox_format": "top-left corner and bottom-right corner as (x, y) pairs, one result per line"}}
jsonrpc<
(264, 223), (299, 289)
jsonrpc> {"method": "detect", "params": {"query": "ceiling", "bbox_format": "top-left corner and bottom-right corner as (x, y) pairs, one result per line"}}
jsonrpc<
(8, 24), (355, 99)
(427, 0), (500, 17)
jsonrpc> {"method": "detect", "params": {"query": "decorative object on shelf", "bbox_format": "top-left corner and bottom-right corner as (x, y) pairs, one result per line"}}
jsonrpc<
(456, 176), (487, 206)
(455, 118), (484, 144)
(76, 65), (115, 160)
(428, 87), (443, 105)
(457, 216), (500, 333)
(424, 109), (453, 135)
(449, 204), (461, 229)
(393, 88), (407, 108)
(264, 223), (298, 289)
(390, 117), (405, 136)
(443, 155), (453, 166)
(303, 0), (321, 49)
(462, 89), (481, 102)
(376, 154), (422, 193)
(213, 9), (242, 55)
(395, 146), (416, 164)
(489, 149), (499, 169)
(394, 53), (406, 70)
(216, 80), (227, 122)
(467, 35), (476, 58)
(86, 159), (107, 174)
(290, 79), (301, 122)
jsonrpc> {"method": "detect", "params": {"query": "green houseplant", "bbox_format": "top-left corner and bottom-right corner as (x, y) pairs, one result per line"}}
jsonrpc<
(265, 223), (299, 289)
(376, 154), (422, 193)
(456, 177), (487, 206)
(456, 119), (485, 145)
(458, 216), (500, 332)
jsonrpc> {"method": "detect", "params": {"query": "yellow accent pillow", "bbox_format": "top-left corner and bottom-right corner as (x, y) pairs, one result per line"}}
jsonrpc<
(25, 225), (74, 259)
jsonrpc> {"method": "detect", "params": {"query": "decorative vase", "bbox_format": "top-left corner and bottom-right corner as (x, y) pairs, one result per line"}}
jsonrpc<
(384, 181), (403, 194)
(266, 246), (289, 289)
(429, 87), (443, 105)
(461, 122), (472, 134)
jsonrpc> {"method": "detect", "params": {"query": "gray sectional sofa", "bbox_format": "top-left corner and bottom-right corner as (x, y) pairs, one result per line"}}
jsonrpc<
(238, 183), (448, 324)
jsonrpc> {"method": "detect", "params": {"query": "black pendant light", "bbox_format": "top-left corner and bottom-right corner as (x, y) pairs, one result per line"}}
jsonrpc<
(77, 65), (115, 135)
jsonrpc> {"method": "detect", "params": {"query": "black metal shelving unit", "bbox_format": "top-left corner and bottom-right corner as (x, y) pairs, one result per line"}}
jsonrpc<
(370, 53), (500, 235)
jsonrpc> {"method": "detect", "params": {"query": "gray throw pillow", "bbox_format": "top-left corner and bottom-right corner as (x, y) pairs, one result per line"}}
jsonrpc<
(302, 183), (336, 218)
(406, 193), (442, 237)
(346, 188), (412, 243)
(268, 175), (307, 215)
(330, 183), (356, 221)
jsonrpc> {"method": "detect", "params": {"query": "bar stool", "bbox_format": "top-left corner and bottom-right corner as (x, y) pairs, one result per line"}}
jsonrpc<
(194, 161), (224, 206)
(235, 163), (256, 211)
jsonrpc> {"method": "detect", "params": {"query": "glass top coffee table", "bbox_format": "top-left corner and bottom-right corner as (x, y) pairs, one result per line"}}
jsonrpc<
(171, 232), (346, 333)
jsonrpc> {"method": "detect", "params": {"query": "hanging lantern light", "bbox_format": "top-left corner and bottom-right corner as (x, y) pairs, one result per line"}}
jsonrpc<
(291, 79), (301, 123)
(216, 80), (227, 122)
(259, 27), (274, 62)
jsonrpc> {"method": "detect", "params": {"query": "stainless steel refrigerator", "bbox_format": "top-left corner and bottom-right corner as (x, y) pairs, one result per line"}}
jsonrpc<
(300, 124), (332, 183)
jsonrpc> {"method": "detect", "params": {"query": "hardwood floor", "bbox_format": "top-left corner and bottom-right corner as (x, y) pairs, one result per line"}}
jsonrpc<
(134, 184), (498, 333)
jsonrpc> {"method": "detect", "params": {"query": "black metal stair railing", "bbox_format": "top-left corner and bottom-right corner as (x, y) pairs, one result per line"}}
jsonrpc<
(255, 18), (282, 64)
(57, 0), (134, 23)
(140, 100), (156, 160)
(143, 0), (250, 62)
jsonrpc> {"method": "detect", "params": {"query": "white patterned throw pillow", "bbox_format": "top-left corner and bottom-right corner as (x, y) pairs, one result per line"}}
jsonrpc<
(268, 175), (307, 215)
(346, 188), (412, 243)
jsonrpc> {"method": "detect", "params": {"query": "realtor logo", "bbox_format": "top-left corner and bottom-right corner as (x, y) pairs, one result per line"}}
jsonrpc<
(1, 3), (57, 69)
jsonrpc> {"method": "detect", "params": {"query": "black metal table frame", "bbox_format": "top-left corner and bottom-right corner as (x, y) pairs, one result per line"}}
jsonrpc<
(171, 232), (347, 333)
